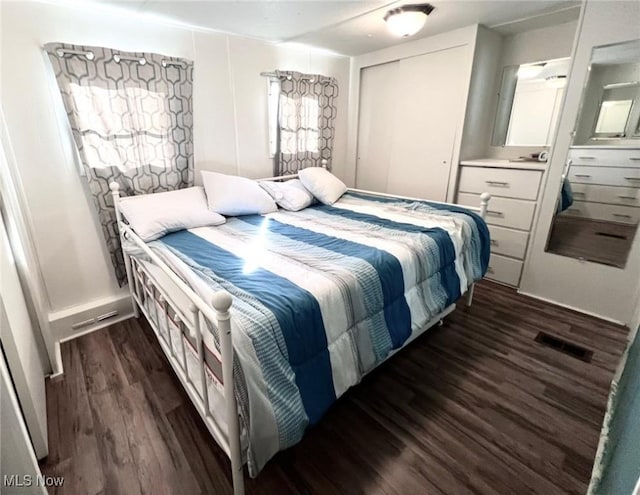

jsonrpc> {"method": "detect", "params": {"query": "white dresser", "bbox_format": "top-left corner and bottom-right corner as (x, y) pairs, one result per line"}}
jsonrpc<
(456, 159), (546, 287)
(564, 147), (640, 224)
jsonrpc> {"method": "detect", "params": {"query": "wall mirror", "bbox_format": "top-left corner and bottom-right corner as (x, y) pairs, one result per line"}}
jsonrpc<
(492, 57), (570, 147)
(546, 39), (640, 268)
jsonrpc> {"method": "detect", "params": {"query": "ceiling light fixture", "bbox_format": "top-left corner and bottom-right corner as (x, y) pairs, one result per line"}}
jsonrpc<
(545, 74), (568, 88)
(384, 3), (435, 38)
(517, 63), (546, 80)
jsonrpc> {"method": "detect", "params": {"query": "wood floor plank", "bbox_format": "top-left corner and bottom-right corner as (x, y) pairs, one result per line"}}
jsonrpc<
(117, 380), (201, 495)
(40, 281), (628, 494)
(41, 340), (105, 495)
(165, 403), (233, 494)
(109, 318), (164, 385)
(88, 387), (144, 495)
(77, 327), (129, 395)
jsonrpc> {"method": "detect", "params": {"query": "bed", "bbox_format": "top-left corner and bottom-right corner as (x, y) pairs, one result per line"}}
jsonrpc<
(110, 176), (492, 495)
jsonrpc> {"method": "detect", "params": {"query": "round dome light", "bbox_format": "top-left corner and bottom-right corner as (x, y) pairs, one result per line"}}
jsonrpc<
(385, 10), (428, 37)
(517, 64), (545, 80)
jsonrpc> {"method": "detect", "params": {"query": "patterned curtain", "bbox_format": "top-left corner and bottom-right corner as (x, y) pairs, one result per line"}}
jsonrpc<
(275, 70), (338, 175)
(45, 43), (194, 286)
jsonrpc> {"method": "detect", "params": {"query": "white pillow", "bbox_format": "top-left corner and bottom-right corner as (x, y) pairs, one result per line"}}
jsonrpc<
(201, 171), (277, 216)
(259, 179), (315, 212)
(118, 186), (225, 241)
(298, 167), (347, 205)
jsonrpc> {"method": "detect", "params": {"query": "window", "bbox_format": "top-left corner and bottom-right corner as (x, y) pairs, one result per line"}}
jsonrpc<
(69, 83), (174, 171)
(267, 77), (321, 157)
(278, 95), (320, 155)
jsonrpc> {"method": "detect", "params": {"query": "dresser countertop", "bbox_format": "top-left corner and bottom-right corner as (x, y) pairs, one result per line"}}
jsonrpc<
(460, 159), (547, 171)
(570, 145), (640, 150)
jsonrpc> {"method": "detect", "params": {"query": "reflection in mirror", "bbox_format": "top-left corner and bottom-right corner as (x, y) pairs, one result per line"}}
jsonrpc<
(592, 83), (638, 138)
(546, 39), (640, 268)
(573, 39), (640, 145)
(492, 58), (570, 147)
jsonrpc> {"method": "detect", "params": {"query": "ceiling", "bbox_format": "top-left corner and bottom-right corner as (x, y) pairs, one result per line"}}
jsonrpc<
(79, 0), (582, 56)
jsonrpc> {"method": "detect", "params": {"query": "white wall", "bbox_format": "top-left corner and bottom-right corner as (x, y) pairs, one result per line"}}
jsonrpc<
(0, 1), (349, 351)
(499, 21), (578, 68)
(486, 20), (578, 160)
(459, 26), (503, 161)
(520, 0), (640, 325)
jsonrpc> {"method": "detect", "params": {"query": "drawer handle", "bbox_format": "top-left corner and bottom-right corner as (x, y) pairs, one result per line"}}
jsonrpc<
(618, 195), (637, 200)
(490, 239), (498, 246)
(573, 191), (585, 196)
(487, 210), (504, 217)
(574, 174), (591, 178)
(613, 213), (632, 219)
(568, 208), (581, 213)
(624, 177), (640, 181)
(629, 157), (640, 161)
(487, 267), (495, 274)
(578, 156), (596, 160)
(485, 180), (510, 187)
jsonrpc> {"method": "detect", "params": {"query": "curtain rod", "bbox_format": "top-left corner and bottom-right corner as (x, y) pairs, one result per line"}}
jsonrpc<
(260, 71), (333, 84)
(52, 48), (186, 68)
(55, 48), (95, 60)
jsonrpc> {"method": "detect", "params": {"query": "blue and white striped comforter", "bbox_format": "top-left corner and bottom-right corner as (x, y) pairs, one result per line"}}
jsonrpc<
(148, 192), (490, 476)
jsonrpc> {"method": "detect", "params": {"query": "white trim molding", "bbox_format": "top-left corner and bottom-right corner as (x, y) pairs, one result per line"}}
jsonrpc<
(0, 107), (57, 374)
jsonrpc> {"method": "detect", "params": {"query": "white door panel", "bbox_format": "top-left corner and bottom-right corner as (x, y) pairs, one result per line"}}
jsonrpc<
(1, 353), (47, 494)
(0, 214), (48, 459)
(355, 61), (399, 191)
(386, 46), (468, 201)
(355, 46), (467, 201)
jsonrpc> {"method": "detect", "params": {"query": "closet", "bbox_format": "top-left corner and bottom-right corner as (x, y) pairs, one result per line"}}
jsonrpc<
(356, 60), (399, 193)
(355, 45), (468, 201)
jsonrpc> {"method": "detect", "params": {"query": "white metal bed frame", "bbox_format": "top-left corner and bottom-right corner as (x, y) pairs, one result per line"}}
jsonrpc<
(110, 177), (491, 495)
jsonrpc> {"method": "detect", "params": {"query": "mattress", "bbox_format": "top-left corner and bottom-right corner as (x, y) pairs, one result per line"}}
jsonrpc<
(133, 191), (490, 476)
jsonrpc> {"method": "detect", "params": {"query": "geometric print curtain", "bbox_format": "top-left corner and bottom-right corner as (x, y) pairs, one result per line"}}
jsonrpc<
(274, 70), (338, 176)
(45, 43), (194, 286)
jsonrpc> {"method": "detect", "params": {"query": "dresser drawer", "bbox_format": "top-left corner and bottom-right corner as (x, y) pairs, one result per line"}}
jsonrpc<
(568, 148), (640, 168)
(485, 254), (523, 286)
(458, 166), (542, 200)
(458, 193), (536, 231)
(488, 225), (529, 259)
(563, 201), (640, 225)
(568, 166), (640, 187)
(570, 183), (640, 207)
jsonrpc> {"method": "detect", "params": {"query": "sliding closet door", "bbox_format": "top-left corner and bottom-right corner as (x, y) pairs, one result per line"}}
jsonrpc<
(355, 60), (399, 191)
(386, 46), (468, 201)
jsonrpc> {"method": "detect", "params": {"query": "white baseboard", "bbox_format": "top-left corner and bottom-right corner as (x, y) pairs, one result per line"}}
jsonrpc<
(58, 312), (134, 344)
(48, 292), (134, 343)
(517, 289), (626, 327)
(47, 292), (135, 377)
(48, 342), (64, 379)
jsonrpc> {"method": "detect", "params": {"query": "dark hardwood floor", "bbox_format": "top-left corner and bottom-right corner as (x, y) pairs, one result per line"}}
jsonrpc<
(40, 281), (629, 495)
(548, 216), (637, 268)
